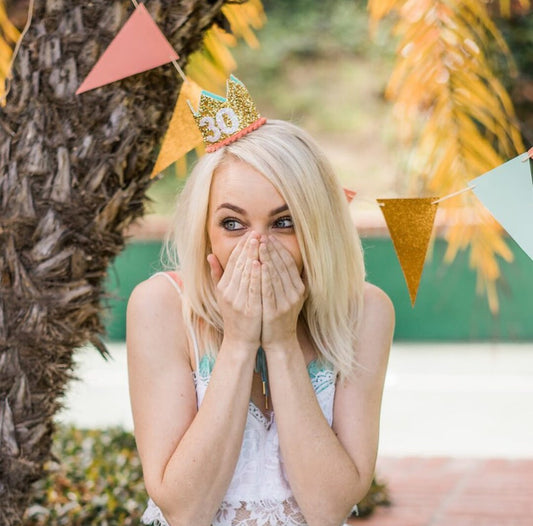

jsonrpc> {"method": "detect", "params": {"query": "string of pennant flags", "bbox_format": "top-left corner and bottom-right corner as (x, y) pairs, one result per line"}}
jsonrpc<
(76, 1), (533, 307)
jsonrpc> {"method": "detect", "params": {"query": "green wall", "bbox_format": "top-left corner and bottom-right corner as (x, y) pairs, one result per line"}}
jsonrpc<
(104, 237), (533, 341)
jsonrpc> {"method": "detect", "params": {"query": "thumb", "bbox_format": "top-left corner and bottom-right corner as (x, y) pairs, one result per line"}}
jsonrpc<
(207, 253), (224, 285)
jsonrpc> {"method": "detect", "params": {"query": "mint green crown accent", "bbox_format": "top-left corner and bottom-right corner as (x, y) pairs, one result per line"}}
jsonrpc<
(199, 90), (226, 103)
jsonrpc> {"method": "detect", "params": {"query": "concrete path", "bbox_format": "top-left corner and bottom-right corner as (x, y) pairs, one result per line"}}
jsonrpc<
(57, 341), (533, 458)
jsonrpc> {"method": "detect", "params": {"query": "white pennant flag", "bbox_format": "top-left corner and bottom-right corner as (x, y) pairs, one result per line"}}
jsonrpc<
(468, 153), (533, 261)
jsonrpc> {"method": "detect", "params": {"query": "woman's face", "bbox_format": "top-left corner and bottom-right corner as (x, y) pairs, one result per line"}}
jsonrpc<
(206, 157), (303, 272)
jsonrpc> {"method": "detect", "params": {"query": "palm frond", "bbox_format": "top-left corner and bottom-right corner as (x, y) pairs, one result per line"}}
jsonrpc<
(0, 0), (20, 103)
(188, 0), (265, 93)
(368, 0), (525, 312)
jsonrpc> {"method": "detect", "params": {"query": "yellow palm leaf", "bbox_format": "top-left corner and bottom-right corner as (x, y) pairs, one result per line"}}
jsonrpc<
(0, 0), (20, 102)
(158, 1), (265, 179)
(368, 0), (525, 312)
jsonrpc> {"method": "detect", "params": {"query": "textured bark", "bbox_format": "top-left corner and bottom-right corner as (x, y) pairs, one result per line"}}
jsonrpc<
(0, 0), (226, 523)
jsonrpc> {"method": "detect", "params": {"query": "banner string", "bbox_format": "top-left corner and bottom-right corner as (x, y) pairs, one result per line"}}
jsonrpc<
(131, 0), (139, 8)
(373, 185), (475, 206)
(171, 58), (187, 83)
(521, 148), (533, 162)
(432, 186), (474, 204)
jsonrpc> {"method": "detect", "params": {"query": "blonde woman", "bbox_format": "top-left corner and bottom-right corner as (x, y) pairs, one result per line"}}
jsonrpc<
(127, 118), (394, 526)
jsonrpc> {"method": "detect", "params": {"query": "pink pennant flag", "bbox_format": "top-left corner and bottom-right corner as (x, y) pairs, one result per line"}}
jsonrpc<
(76, 3), (178, 94)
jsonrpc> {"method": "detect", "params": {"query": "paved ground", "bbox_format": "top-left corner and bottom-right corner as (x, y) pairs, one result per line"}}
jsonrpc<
(347, 457), (533, 526)
(58, 341), (533, 525)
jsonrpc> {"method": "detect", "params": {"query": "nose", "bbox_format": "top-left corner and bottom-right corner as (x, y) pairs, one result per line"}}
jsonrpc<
(250, 227), (268, 240)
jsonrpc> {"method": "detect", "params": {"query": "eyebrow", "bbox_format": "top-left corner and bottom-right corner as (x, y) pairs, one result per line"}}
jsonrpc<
(216, 203), (289, 216)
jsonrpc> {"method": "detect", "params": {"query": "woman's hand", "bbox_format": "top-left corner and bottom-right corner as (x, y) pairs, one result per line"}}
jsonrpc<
(259, 236), (307, 351)
(207, 232), (262, 350)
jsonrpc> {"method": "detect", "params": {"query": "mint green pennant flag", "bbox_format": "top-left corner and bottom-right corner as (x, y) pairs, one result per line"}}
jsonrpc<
(468, 153), (533, 261)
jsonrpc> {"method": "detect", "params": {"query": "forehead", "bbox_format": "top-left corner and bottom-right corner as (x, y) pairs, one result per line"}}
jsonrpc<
(209, 158), (286, 208)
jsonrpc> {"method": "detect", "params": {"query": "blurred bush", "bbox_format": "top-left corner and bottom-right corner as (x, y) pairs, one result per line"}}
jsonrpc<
(25, 426), (146, 525)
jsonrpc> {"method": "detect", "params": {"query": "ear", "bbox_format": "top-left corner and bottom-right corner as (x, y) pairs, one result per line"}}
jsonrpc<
(207, 253), (224, 285)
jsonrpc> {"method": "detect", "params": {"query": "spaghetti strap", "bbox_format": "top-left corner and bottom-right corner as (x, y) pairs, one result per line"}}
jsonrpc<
(150, 271), (201, 371)
(151, 271), (183, 296)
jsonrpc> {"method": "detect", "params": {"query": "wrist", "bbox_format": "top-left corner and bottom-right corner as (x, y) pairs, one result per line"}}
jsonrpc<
(261, 335), (300, 355)
(219, 338), (259, 366)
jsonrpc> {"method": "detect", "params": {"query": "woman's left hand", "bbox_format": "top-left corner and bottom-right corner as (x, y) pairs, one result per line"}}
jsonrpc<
(259, 236), (307, 351)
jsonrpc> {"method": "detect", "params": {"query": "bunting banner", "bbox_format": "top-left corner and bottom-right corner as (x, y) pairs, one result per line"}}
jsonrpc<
(468, 153), (533, 261)
(151, 79), (203, 178)
(71, 2), (532, 306)
(377, 197), (439, 306)
(76, 4), (178, 94)
(343, 188), (356, 203)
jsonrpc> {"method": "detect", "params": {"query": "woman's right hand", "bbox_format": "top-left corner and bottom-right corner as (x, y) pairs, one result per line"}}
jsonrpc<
(207, 232), (262, 351)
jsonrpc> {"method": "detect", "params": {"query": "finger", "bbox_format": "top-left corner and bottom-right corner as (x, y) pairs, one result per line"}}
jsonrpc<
(207, 253), (224, 285)
(261, 257), (276, 313)
(262, 239), (291, 296)
(260, 241), (285, 305)
(229, 235), (259, 293)
(218, 233), (253, 289)
(235, 237), (259, 308)
(268, 236), (304, 292)
(248, 259), (262, 314)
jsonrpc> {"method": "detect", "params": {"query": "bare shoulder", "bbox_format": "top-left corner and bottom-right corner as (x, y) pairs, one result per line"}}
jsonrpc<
(363, 282), (395, 325)
(356, 282), (395, 369)
(126, 273), (188, 363)
(128, 273), (183, 316)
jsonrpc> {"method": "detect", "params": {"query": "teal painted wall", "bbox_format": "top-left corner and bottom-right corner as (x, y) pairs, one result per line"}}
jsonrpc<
(104, 237), (533, 341)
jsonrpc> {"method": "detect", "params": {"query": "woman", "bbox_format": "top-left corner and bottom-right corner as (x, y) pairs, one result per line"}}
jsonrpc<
(127, 115), (394, 526)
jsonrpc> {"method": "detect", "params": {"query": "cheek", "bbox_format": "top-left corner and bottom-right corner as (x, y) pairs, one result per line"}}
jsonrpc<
(209, 234), (238, 270)
(280, 238), (303, 273)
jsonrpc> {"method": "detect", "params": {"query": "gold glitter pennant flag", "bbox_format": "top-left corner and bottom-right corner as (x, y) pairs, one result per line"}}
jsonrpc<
(377, 197), (439, 306)
(151, 79), (203, 178)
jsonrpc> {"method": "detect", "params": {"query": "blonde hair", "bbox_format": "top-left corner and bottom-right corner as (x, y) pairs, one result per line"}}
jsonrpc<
(166, 120), (365, 379)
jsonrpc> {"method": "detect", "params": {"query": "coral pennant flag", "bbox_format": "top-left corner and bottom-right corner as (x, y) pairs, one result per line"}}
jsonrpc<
(76, 4), (178, 94)
(343, 188), (356, 203)
(377, 197), (439, 306)
(151, 79), (203, 178)
(468, 153), (533, 261)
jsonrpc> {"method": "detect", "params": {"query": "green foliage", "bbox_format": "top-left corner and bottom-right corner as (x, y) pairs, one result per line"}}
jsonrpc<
(25, 426), (147, 525)
(494, 11), (533, 144)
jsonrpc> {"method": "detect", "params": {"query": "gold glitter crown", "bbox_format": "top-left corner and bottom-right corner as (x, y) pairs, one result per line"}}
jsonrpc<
(188, 75), (266, 152)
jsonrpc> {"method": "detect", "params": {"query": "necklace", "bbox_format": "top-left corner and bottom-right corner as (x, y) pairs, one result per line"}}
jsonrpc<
(254, 346), (269, 409)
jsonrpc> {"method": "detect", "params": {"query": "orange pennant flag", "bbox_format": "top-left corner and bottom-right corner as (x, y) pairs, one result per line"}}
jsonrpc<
(76, 4), (179, 94)
(151, 79), (203, 178)
(377, 197), (439, 306)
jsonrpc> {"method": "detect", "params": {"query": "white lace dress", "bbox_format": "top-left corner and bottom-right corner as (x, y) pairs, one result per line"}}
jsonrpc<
(141, 272), (353, 526)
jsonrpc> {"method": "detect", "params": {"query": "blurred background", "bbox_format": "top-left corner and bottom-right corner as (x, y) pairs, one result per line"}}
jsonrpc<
(3, 0), (531, 523)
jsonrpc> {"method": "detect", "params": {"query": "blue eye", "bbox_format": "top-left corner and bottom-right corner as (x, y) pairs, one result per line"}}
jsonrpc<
(221, 218), (244, 231)
(274, 216), (294, 229)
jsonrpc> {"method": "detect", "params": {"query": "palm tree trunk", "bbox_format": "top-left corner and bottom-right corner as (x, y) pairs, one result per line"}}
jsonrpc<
(0, 0), (226, 522)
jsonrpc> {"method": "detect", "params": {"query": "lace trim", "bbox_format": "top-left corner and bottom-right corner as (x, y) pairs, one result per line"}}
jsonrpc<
(248, 402), (273, 428)
(310, 368), (336, 394)
(141, 498), (169, 525)
(214, 496), (308, 525)
(141, 497), (354, 526)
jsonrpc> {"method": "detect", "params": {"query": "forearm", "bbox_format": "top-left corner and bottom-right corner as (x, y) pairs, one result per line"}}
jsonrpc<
(266, 345), (364, 526)
(154, 344), (255, 525)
